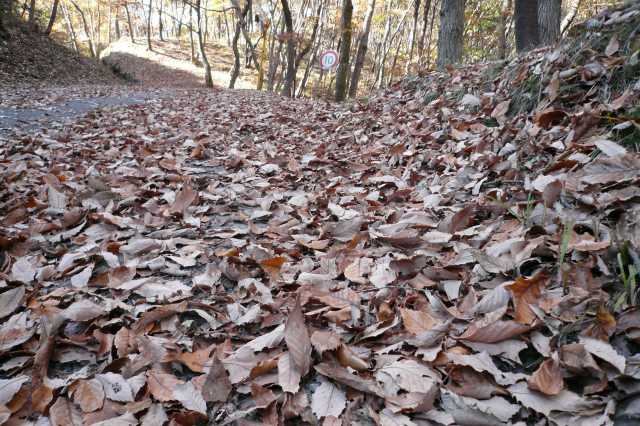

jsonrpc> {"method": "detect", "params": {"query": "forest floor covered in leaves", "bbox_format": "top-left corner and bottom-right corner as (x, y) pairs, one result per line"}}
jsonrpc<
(1, 3), (640, 426)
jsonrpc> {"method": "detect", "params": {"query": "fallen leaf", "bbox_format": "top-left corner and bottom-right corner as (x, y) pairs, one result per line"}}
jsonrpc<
(311, 378), (347, 419)
(202, 356), (232, 402)
(527, 357), (564, 395)
(73, 379), (105, 413)
(0, 286), (24, 319)
(605, 35), (619, 56)
(506, 270), (549, 324)
(49, 397), (83, 426)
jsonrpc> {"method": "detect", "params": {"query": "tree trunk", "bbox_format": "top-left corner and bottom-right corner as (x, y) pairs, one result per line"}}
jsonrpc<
(45, 0), (59, 35)
(335, 0), (353, 102)
(223, 10), (231, 45)
(159, 0), (164, 41)
(515, 0), (539, 52)
(436, 0), (465, 69)
(497, 0), (511, 59)
(424, 0), (438, 68)
(115, 9), (121, 39)
(125, 3), (134, 42)
(146, 0), (152, 50)
(373, 7), (392, 90)
(230, 0), (250, 88)
(297, 15), (324, 97)
(27, 0), (35, 28)
(70, 0), (96, 58)
(280, 0), (296, 97)
(228, 0), (259, 67)
(561, 0), (582, 34)
(405, 0), (421, 73)
(195, 0), (213, 87)
(349, 0), (375, 98)
(175, 0), (185, 37)
(0, 0), (7, 37)
(417, 0), (432, 59)
(108, 0), (112, 43)
(294, 1), (321, 69)
(189, 6), (196, 63)
(538, 0), (560, 45)
(62, 2), (79, 52)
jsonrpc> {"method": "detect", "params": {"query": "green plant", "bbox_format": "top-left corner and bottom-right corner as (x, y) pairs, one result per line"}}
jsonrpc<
(487, 192), (536, 226)
(614, 242), (639, 310)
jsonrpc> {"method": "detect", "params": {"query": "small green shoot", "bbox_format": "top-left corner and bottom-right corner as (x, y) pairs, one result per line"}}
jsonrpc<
(558, 220), (574, 292)
(615, 242), (639, 310)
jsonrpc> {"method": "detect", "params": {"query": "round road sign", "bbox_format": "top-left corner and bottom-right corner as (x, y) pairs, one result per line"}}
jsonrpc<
(320, 50), (339, 70)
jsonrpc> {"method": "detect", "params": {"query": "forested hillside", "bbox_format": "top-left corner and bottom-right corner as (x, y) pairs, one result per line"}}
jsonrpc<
(0, 0), (624, 98)
(0, 0), (639, 426)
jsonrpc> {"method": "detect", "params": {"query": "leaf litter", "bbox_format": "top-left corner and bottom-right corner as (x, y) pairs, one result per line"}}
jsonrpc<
(1, 3), (640, 425)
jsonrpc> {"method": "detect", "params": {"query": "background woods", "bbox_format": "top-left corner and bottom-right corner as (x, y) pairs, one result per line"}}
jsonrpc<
(0, 0), (623, 99)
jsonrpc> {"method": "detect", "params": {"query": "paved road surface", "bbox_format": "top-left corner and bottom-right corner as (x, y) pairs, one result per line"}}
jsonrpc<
(0, 91), (159, 138)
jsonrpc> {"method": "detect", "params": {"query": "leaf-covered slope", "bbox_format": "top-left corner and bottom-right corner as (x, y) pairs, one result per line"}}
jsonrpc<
(0, 23), (121, 91)
(0, 3), (639, 426)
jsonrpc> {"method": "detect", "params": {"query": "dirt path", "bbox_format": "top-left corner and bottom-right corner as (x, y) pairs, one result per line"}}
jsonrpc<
(0, 87), (197, 138)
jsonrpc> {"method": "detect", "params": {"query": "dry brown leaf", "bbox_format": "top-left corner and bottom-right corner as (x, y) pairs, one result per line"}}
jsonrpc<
(250, 382), (277, 409)
(49, 397), (83, 426)
(278, 352), (302, 393)
(311, 330), (342, 354)
(202, 356), (232, 403)
(284, 298), (312, 376)
(169, 184), (198, 215)
(605, 35), (619, 56)
(400, 308), (439, 334)
(527, 357), (564, 396)
(146, 371), (184, 402)
(0, 287), (24, 319)
(336, 344), (369, 372)
(32, 384), (54, 413)
(311, 378), (347, 419)
(73, 379), (105, 413)
(459, 319), (532, 343)
(315, 362), (384, 397)
(506, 270), (549, 324)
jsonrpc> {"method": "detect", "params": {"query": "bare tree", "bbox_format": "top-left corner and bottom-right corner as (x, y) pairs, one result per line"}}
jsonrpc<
(335, 0), (353, 101)
(194, 0), (213, 87)
(45, 0), (60, 35)
(70, 0), (97, 58)
(405, 0), (421, 73)
(515, 0), (539, 52)
(436, 0), (465, 68)
(27, 0), (35, 28)
(230, 0), (250, 88)
(0, 0), (9, 36)
(280, 0), (296, 97)
(62, 2), (79, 52)
(417, 0), (432, 59)
(497, 0), (512, 59)
(349, 0), (375, 98)
(124, 2), (135, 42)
(114, 5), (121, 39)
(538, 0), (561, 45)
(561, 0), (582, 34)
(158, 0), (164, 41)
(146, 0), (152, 50)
